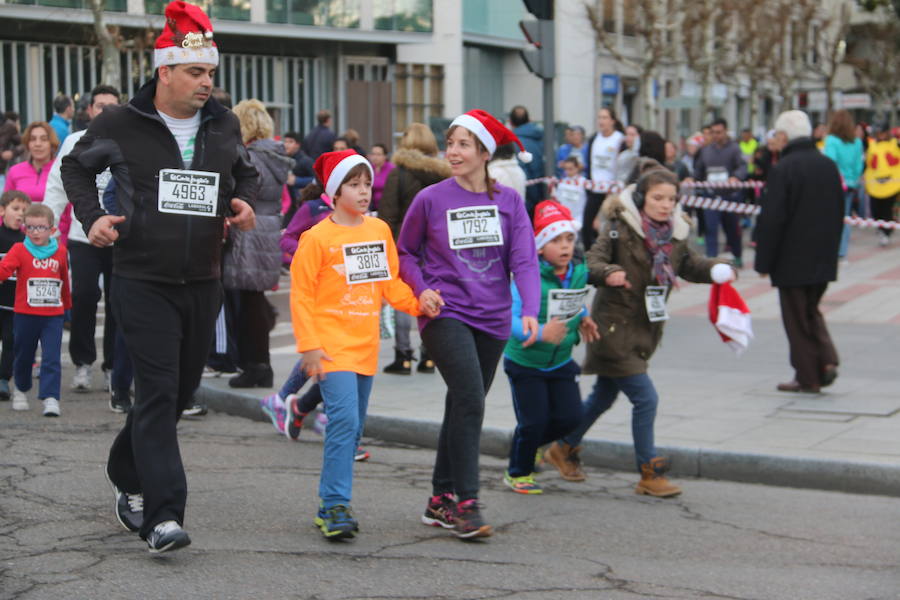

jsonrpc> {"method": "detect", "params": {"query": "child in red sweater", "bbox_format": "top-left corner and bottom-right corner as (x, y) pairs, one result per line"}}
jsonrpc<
(0, 203), (71, 415)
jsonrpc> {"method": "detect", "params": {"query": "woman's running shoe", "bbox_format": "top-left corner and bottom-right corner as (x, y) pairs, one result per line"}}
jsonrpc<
(284, 394), (307, 441)
(354, 446), (371, 461)
(312, 411), (328, 435)
(260, 393), (286, 435)
(421, 493), (456, 529)
(453, 499), (492, 539)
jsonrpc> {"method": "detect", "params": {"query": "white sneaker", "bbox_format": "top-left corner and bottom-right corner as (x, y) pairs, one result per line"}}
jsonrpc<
(42, 397), (60, 417)
(12, 388), (28, 411)
(879, 233), (890, 247)
(72, 365), (91, 392)
(103, 368), (111, 392)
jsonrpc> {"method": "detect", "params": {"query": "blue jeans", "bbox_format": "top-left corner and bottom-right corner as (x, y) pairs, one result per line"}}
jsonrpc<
(704, 208), (743, 260)
(838, 189), (855, 258)
(562, 373), (659, 470)
(13, 313), (64, 399)
(318, 371), (373, 508)
(278, 359), (323, 414)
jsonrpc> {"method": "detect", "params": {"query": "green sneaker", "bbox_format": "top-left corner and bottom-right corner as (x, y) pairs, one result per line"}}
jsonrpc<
(314, 504), (358, 540)
(503, 471), (543, 495)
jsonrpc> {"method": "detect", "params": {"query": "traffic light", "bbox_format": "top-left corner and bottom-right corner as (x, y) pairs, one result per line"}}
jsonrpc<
(519, 0), (554, 79)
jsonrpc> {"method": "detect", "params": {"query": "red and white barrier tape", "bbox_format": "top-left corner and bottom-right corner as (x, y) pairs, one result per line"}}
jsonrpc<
(844, 216), (900, 230)
(679, 196), (760, 215)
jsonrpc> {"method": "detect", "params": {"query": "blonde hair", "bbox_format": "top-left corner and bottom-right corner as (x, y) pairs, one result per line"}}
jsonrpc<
(399, 122), (439, 157)
(22, 121), (60, 158)
(233, 99), (274, 144)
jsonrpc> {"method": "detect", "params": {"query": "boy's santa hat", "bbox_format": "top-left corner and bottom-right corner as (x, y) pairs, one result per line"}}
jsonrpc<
(450, 109), (533, 163)
(708, 281), (753, 355)
(154, 1), (219, 70)
(533, 200), (579, 249)
(313, 150), (374, 199)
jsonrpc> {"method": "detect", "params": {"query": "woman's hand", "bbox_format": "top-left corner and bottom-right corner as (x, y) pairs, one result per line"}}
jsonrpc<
(605, 270), (631, 289)
(521, 316), (540, 347)
(541, 318), (567, 345)
(579, 316), (601, 343)
(418, 288), (444, 318)
(301, 349), (332, 381)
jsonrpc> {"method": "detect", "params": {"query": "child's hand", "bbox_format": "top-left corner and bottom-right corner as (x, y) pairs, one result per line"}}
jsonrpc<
(419, 288), (444, 318)
(541, 318), (567, 345)
(521, 316), (540, 347)
(579, 316), (601, 343)
(301, 348), (332, 381)
(605, 270), (631, 289)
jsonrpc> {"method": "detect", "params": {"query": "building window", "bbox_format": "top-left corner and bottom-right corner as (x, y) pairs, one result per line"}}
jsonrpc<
(374, 0), (432, 32)
(9, 0), (126, 11)
(146, 0), (250, 21)
(266, 0), (360, 27)
(462, 0), (525, 39)
(394, 63), (443, 139)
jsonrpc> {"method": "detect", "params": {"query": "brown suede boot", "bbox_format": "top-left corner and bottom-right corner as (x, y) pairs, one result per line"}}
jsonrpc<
(635, 457), (682, 497)
(544, 442), (586, 482)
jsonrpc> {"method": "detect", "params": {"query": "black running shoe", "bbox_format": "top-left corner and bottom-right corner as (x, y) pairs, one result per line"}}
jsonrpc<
(105, 469), (142, 532)
(421, 493), (456, 529)
(314, 504), (358, 540)
(284, 394), (306, 441)
(453, 499), (492, 539)
(147, 520), (191, 554)
(109, 388), (132, 414)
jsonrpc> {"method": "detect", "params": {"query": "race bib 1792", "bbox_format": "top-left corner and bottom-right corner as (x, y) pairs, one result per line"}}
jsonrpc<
(446, 205), (503, 250)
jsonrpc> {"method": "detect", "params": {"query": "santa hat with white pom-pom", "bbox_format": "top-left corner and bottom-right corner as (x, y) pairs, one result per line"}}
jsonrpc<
(450, 109), (533, 163)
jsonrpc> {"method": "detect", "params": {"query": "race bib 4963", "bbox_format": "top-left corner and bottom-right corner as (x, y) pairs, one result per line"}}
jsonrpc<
(158, 169), (220, 217)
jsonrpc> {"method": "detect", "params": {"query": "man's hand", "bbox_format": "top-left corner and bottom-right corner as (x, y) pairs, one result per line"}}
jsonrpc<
(301, 348), (332, 381)
(88, 215), (125, 247)
(228, 198), (256, 231)
(0, 150), (12, 162)
(579, 316), (601, 343)
(521, 316), (540, 347)
(728, 176), (741, 184)
(541, 318), (567, 345)
(605, 270), (631, 289)
(287, 172), (296, 186)
(418, 288), (444, 318)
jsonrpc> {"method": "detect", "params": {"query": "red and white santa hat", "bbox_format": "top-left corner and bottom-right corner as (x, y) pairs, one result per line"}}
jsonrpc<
(154, 1), (219, 70)
(450, 109), (532, 163)
(313, 149), (374, 199)
(533, 200), (579, 249)
(708, 280), (753, 355)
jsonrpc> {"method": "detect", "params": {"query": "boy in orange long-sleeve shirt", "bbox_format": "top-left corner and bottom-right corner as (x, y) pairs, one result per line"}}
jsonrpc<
(291, 150), (442, 540)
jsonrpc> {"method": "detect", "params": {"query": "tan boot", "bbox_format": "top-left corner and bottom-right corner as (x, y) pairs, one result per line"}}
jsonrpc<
(544, 442), (586, 482)
(635, 457), (682, 497)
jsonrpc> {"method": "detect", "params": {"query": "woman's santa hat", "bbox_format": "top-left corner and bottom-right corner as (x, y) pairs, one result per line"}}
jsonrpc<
(708, 278), (753, 355)
(154, 1), (219, 70)
(313, 150), (374, 199)
(533, 200), (579, 249)
(450, 109), (533, 163)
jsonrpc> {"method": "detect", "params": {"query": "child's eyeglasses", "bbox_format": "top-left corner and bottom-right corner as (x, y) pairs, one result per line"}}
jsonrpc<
(24, 225), (50, 232)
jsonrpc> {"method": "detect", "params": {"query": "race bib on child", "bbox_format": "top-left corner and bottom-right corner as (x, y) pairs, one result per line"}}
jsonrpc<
(547, 288), (590, 322)
(27, 278), (62, 307)
(446, 205), (503, 250)
(158, 169), (220, 217)
(707, 166), (729, 183)
(343, 241), (391, 285)
(645, 285), (669, 322)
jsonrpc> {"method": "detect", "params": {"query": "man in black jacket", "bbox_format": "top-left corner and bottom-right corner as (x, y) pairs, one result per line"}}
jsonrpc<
(61, 1), (257, 553)
(754, 110), (842, 394)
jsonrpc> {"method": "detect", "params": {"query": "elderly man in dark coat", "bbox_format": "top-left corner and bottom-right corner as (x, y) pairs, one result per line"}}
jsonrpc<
(755, 110), (843, 393)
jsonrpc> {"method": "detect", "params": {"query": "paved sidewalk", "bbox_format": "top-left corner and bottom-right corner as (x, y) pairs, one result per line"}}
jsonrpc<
(202, 226), (900, 496)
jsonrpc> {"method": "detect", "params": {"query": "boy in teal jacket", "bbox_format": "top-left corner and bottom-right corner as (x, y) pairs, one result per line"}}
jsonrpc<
(503, 200), (599, 494)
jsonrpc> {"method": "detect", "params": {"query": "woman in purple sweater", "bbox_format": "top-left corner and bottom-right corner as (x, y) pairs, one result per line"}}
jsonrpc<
(398, 109), (541, 539)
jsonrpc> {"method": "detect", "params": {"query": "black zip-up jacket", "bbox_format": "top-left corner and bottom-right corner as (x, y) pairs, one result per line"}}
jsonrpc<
(61, 78), (258, 284)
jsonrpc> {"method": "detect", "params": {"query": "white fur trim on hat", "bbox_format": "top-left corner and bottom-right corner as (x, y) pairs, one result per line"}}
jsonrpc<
(325, 154), (374, 198)
(773, 110), (812, 141)
(154, 46), (219, 69)
(535, 220), (579, 250)
(518, 150), (533, 164)
(451, 113), (497, 155)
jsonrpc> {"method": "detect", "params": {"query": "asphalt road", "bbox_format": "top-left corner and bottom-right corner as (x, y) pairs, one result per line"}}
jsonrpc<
(2, 389), (899, 600)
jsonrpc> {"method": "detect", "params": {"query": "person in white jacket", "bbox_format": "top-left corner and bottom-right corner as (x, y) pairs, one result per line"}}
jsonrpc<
(488, 143), (528, 201)
(43, 85), (120, 398)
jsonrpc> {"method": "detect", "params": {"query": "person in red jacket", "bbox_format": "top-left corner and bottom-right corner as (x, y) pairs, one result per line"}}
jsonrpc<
(0, 203), (71, 416)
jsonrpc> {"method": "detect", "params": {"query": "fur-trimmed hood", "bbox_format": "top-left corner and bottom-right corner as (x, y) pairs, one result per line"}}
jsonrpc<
(392, 148), (452, 180)
(600, 184), (691, 240)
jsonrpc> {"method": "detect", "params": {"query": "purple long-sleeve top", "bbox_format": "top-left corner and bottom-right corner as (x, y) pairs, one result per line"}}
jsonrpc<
(280, 196), (332, 258)
(371, 161), (395, 211)
(398, 177), (541, 339)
